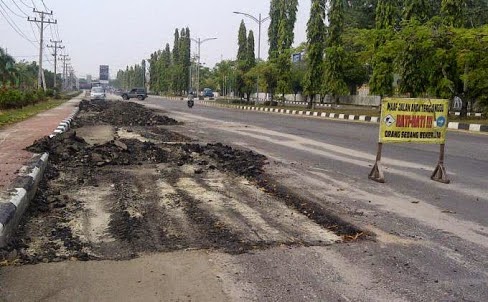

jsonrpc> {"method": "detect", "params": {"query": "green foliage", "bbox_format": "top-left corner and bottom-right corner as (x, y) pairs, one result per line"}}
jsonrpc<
(375, 0), (399, 29)
(328, 0), (346, 47)
(268, 0), (299, 58)
(344, 0), (377, 29)
(324, 0), (348, 100)
(276, 50), (293, 98)
(117, 27), (191, 95)
(323, 46), (349, 99)
(237, 21), (248, 65)
(395, 20), (435, 97)
(0, 98), (65, 128)
(249, 61), (278, 99)
(441, 0), (465, 27)
(0, 88), (47, 110)
(404, 0), (433, 22)
(304, 0), (326, 101)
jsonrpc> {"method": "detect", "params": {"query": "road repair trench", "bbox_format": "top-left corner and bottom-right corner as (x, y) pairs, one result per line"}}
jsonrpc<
(1, 100), (363, 264)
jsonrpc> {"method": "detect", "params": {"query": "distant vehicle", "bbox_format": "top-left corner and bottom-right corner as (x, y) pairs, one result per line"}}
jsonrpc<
(202, 88), (214, 98)
(187, 92), (194, 108)
(121, 88), (147, 101)
(90, 86), (105, 100)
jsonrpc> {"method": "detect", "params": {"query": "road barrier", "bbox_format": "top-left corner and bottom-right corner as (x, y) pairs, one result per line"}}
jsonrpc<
(369, 98), (451, 184)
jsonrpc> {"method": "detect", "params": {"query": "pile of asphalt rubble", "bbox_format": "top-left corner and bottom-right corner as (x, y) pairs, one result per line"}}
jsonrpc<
(0, 100), (268, 264)
(1, 100), (362, 265)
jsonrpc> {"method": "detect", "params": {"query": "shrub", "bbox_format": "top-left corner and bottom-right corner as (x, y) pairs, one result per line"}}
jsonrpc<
(0, 89), (24, 109)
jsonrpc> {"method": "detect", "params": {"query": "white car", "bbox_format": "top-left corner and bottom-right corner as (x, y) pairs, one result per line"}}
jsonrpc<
(90, 87), (106, 100)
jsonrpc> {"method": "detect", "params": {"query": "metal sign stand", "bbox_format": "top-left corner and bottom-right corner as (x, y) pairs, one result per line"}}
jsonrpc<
(431, 144), (450, 184)
(368, 143), (385, 183)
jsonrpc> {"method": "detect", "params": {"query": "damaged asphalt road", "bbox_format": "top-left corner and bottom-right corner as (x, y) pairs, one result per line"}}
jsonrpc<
(0, 100), (358, 265)
(1, 98), (486, 301)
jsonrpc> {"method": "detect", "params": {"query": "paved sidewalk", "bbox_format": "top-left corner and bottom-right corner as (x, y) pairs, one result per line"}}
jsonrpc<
(0, 96), (82, 190)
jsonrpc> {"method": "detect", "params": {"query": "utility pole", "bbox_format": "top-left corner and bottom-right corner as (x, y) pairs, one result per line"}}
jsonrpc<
(59, 54), (70, 90)
(28, 9), (57, 91)
(47, 40), (64, 89)
(190, 37), (217, 97)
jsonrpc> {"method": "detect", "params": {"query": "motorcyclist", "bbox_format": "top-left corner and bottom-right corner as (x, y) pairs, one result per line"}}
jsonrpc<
(187, 91), (195, 108)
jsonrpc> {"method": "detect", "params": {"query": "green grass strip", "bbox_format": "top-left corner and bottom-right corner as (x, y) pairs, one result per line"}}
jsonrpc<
(0, 99), (66, 128)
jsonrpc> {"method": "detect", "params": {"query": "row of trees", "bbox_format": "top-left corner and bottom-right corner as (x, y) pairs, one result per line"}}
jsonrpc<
(1, 47), (60, 90)
(114, 1), (488, 114)
(114, 28), (191, 95)
(113, 61), (146, 90)
(199, 0), (488, 113)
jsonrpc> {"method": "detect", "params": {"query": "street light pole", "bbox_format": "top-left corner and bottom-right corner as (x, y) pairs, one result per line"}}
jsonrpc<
(233, 11), (270, 102)
(190, 37), (217, 96)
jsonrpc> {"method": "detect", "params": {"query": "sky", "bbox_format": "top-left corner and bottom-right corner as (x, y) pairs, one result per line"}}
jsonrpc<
(1, 0), (311, 79)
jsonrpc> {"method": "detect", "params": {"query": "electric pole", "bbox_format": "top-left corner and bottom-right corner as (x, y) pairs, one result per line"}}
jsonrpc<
(59, 54), (70, 90)
(28, 9), (57, 91)
(47, 40), (64, 89)
(190, 37), (217, 97)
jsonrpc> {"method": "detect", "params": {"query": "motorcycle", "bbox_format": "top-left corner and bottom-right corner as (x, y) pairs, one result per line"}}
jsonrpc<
(187, 93), (195, 108)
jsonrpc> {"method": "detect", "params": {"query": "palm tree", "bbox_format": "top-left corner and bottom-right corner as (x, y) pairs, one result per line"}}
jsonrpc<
(0, 47), (17, 87)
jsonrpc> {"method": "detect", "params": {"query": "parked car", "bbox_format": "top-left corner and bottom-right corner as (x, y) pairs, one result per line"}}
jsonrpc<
(90, 87), (105, 100)
(121, 88), (147, 100)
(202, 88), (214, 98)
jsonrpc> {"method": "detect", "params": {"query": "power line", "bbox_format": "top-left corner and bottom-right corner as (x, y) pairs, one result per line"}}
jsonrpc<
(29, 21), (39, 43)
(40, 0), (49, 11)
(1, 0), (25, 17)
(18, 0), (33, 9)
(0, 2), (37, 44)
(10, 0), (29, 16)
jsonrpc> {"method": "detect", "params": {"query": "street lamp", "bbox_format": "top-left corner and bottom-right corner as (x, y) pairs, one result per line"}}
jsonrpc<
(190, 37), (217, 97)
(233, 11), (270, 102)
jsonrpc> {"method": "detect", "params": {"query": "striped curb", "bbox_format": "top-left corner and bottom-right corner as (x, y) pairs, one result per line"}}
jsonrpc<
(0, 104), (81, 248)
(198, 101), (382, 124)
(196, 101), (487, 133)
(49, 107), (79, 138)
(452, 112), (483, 117)
(0, 153), (49, 247)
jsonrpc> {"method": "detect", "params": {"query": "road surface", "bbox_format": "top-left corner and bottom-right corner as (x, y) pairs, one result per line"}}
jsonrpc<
(1, 96), (487, 302)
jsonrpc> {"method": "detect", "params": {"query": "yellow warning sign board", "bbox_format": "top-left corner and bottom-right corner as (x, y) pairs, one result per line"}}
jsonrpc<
(379, 98), (449, 144)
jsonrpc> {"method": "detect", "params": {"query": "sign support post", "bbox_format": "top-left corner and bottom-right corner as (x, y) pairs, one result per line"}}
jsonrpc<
(431, 144), (450, 183)
(368, 143), (385, 183)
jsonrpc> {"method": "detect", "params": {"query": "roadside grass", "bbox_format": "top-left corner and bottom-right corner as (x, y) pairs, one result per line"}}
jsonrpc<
(0, 99), (66, 128)
(214, 99), (488, 124)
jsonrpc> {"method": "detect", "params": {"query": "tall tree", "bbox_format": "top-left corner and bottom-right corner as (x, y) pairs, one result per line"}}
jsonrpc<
(236, 20), (248, 98)
(268, 0), (281, 58)
(0, 48), (17, 86)
(375, 0), (398, 30)
(304, 0), (326, 107)
(247, 30), (256, 68)
(369, 0), (397, 96)
(269, 0), (299, 58)
(323, 0), (349, 102)
(344, 0), (377, 29)
(243, 30), (257, 102)
(441, 0), (466, 27)
(404, 0), (432, 22)
(237, 21), (248, 63)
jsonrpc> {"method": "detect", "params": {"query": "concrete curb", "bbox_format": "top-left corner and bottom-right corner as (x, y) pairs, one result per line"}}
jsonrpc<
(0, 153), (49, 247)
(0, 106), (80, 248)
(196, 101), (488, 133)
